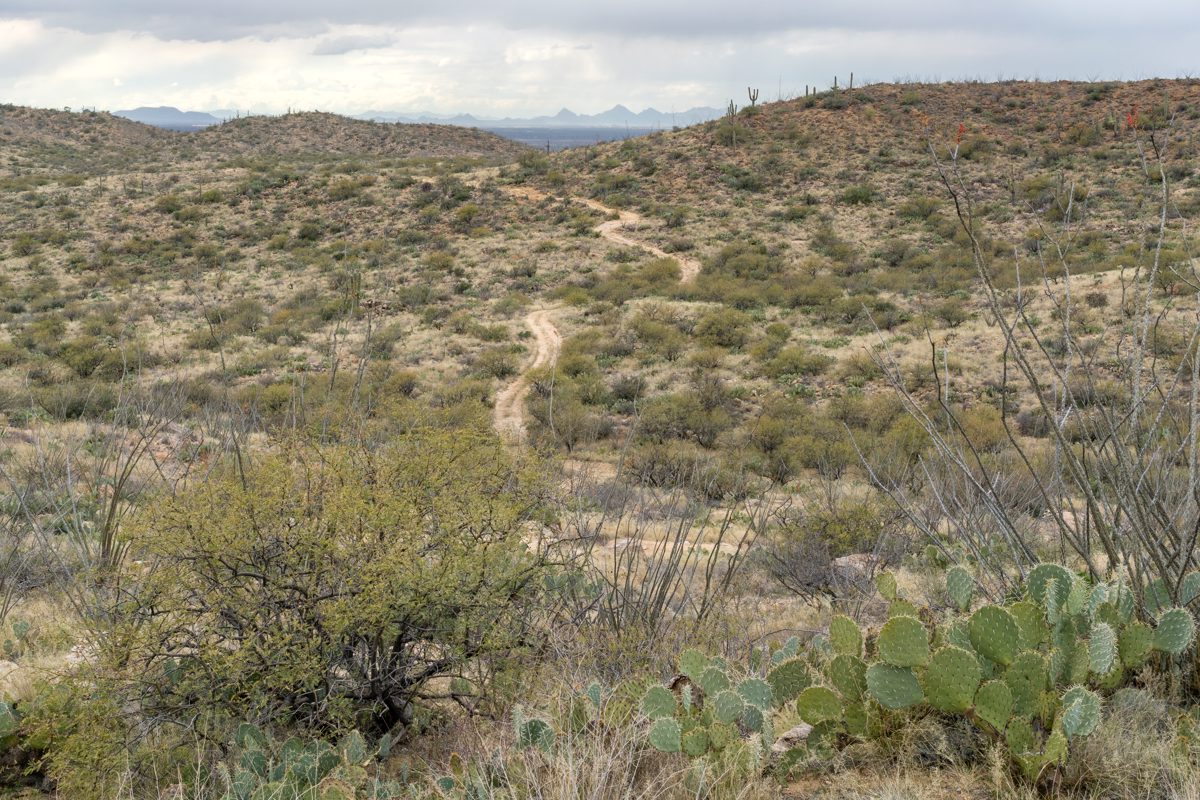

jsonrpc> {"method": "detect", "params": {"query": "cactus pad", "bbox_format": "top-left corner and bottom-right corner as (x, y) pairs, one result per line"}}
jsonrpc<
(830, 614), (863, 657)
(1009, 601), (1047, 649)
(1118, 621), (1154, 668)
(973, 680), (1013, 732)
(711, 690), (744, 724)
(648, 718), (682, 752)
(829, 654), (868, 701)
(1005, 652), (1048, 717)
(843, 700), (870, 737)
(1060, 686), (1101, 738)
(640, 686), (677, 719)
(1145, 578), (1171, 615)
(741, 704), (764, 733)
(696, 665), (730, 697)
(866, 663), (923, 710)
(878, 615), (930, 667)
(1154, 607), (1196, 655)
(876, 570), (898, 601)
(517, 718), (555, 752)
(923, 646), (981, 713)
(946, 565), (975, 611)
(1088, 621), (1117, 676)
(767, 658), (812, 704)
(1065, 575), (1089, 616)
(681, 727), (710, 757)
(737, 678), (774, 710)
(968, 605), (1020, 667)
(1028, 563), (1073, 611)
(797, 686), (843, 725)
(707, 721), (735, 751)
(888, 599), (920, 618)
(678, 649), (710, 680)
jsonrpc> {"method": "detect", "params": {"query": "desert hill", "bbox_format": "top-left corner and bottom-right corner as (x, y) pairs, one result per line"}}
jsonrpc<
(0, 105), (530, 175)
(186, 111), (531, 160)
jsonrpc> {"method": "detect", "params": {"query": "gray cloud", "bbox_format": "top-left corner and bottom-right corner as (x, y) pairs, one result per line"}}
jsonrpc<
(6, 1), (1198, 42)
(1, 2), (1197, 118)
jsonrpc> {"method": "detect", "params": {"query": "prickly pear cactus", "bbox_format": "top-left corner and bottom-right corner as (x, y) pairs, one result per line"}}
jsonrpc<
(946, 565), (975, 611)
(877, 615), (929, 668)
(922, 646), (981, 713)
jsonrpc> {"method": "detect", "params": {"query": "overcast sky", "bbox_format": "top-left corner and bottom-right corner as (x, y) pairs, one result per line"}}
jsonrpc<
(2, 1), (1198, 117)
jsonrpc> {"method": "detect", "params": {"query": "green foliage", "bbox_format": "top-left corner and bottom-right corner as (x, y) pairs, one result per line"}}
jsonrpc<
(648, 718), (682, 753)
(866, 663), (924, 710)
(946, 565), (974, 611)
(104, 430), (554, 737)
(922, 646), (981, 713)
(797, 687), (842, 725)
(1153, 608), (1195, 655)
(877, 615), (929, 668)
(766, 658), (812, 703)
(829, 615), (862, 657)
(968, 606), (1021, 666)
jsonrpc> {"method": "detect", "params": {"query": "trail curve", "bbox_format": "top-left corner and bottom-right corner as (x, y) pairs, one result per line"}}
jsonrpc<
(493, 307), (562, 443)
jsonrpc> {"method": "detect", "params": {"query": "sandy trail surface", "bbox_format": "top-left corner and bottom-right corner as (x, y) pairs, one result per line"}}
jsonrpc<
(494, 186), (702, 441)
(492, 307), (562, 443)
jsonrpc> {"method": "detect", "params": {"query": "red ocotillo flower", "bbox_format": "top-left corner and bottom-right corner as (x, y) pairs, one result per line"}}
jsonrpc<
(956, 123), (966, 143)
(1126, 104), (1139, 129)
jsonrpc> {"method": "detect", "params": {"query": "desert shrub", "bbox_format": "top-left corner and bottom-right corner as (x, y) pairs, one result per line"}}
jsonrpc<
(840, 184), (876, 205)
(695, 308), (753, 349)
(98, 431), (556, 740)
(761, 346), (833, 379)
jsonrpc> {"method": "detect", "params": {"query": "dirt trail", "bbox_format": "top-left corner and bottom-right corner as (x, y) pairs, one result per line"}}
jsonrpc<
(502, 186), (701, 282)
(493, 185), (704, 442)
(493, 307), (562, 443)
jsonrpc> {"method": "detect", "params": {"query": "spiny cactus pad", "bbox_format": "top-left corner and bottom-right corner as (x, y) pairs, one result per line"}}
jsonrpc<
(830, 615), (863, 657)
(866, 663), (923, 710)
(741, 704), (764, 733)
(1005, 652), (1048, 717)
(876, 570), (898, 601)
(946, 565), (975, 611)
(767, 658), (812, 704)
(1009, 601), (1048, 649)
(678, 649), (710, 680)
(973, 680), (1013, 732)
(923, 646), (981, 713)
(829, 654), (868, 701)
(1029, 564), (1073, 612)
(640, 686), (677, 719)
(737, 678), (774, 710)
(797, 686), (843, 725)
(1154, 608), (1196, 655)
(711, 690), (745, 724)
(878, 615), (930, 668)
(681, 728), (710, 757)
(1060, 686), (1101, 738)
(1088, 622), (1117, 676)
(968, 605), (1020, 667)
(888, 599), (920, 618)
(1118, 621), (1154, 668)
(707, 721), (736, 750)
(1065, 576), (1089, 616)
(696, 665), (730, 697)
(648, 718), (682, 753)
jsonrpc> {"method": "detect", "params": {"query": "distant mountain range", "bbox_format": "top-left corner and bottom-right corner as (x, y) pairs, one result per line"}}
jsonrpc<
(115, 104), (723, 131)
(115, 106), (223, 129)
(356, 105), (724, 129)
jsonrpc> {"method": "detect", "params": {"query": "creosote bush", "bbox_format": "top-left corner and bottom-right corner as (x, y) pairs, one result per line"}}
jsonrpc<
(98, 428), (558, 741)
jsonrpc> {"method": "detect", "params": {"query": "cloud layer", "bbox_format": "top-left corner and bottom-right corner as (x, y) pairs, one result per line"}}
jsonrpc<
(2, 2), (1197, 116)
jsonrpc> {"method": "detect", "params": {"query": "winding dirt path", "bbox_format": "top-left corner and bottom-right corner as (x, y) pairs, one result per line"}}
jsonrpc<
(502, 187), (702, 282)
(493, 307), (562, 443)
(494, 186), (703, 441)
